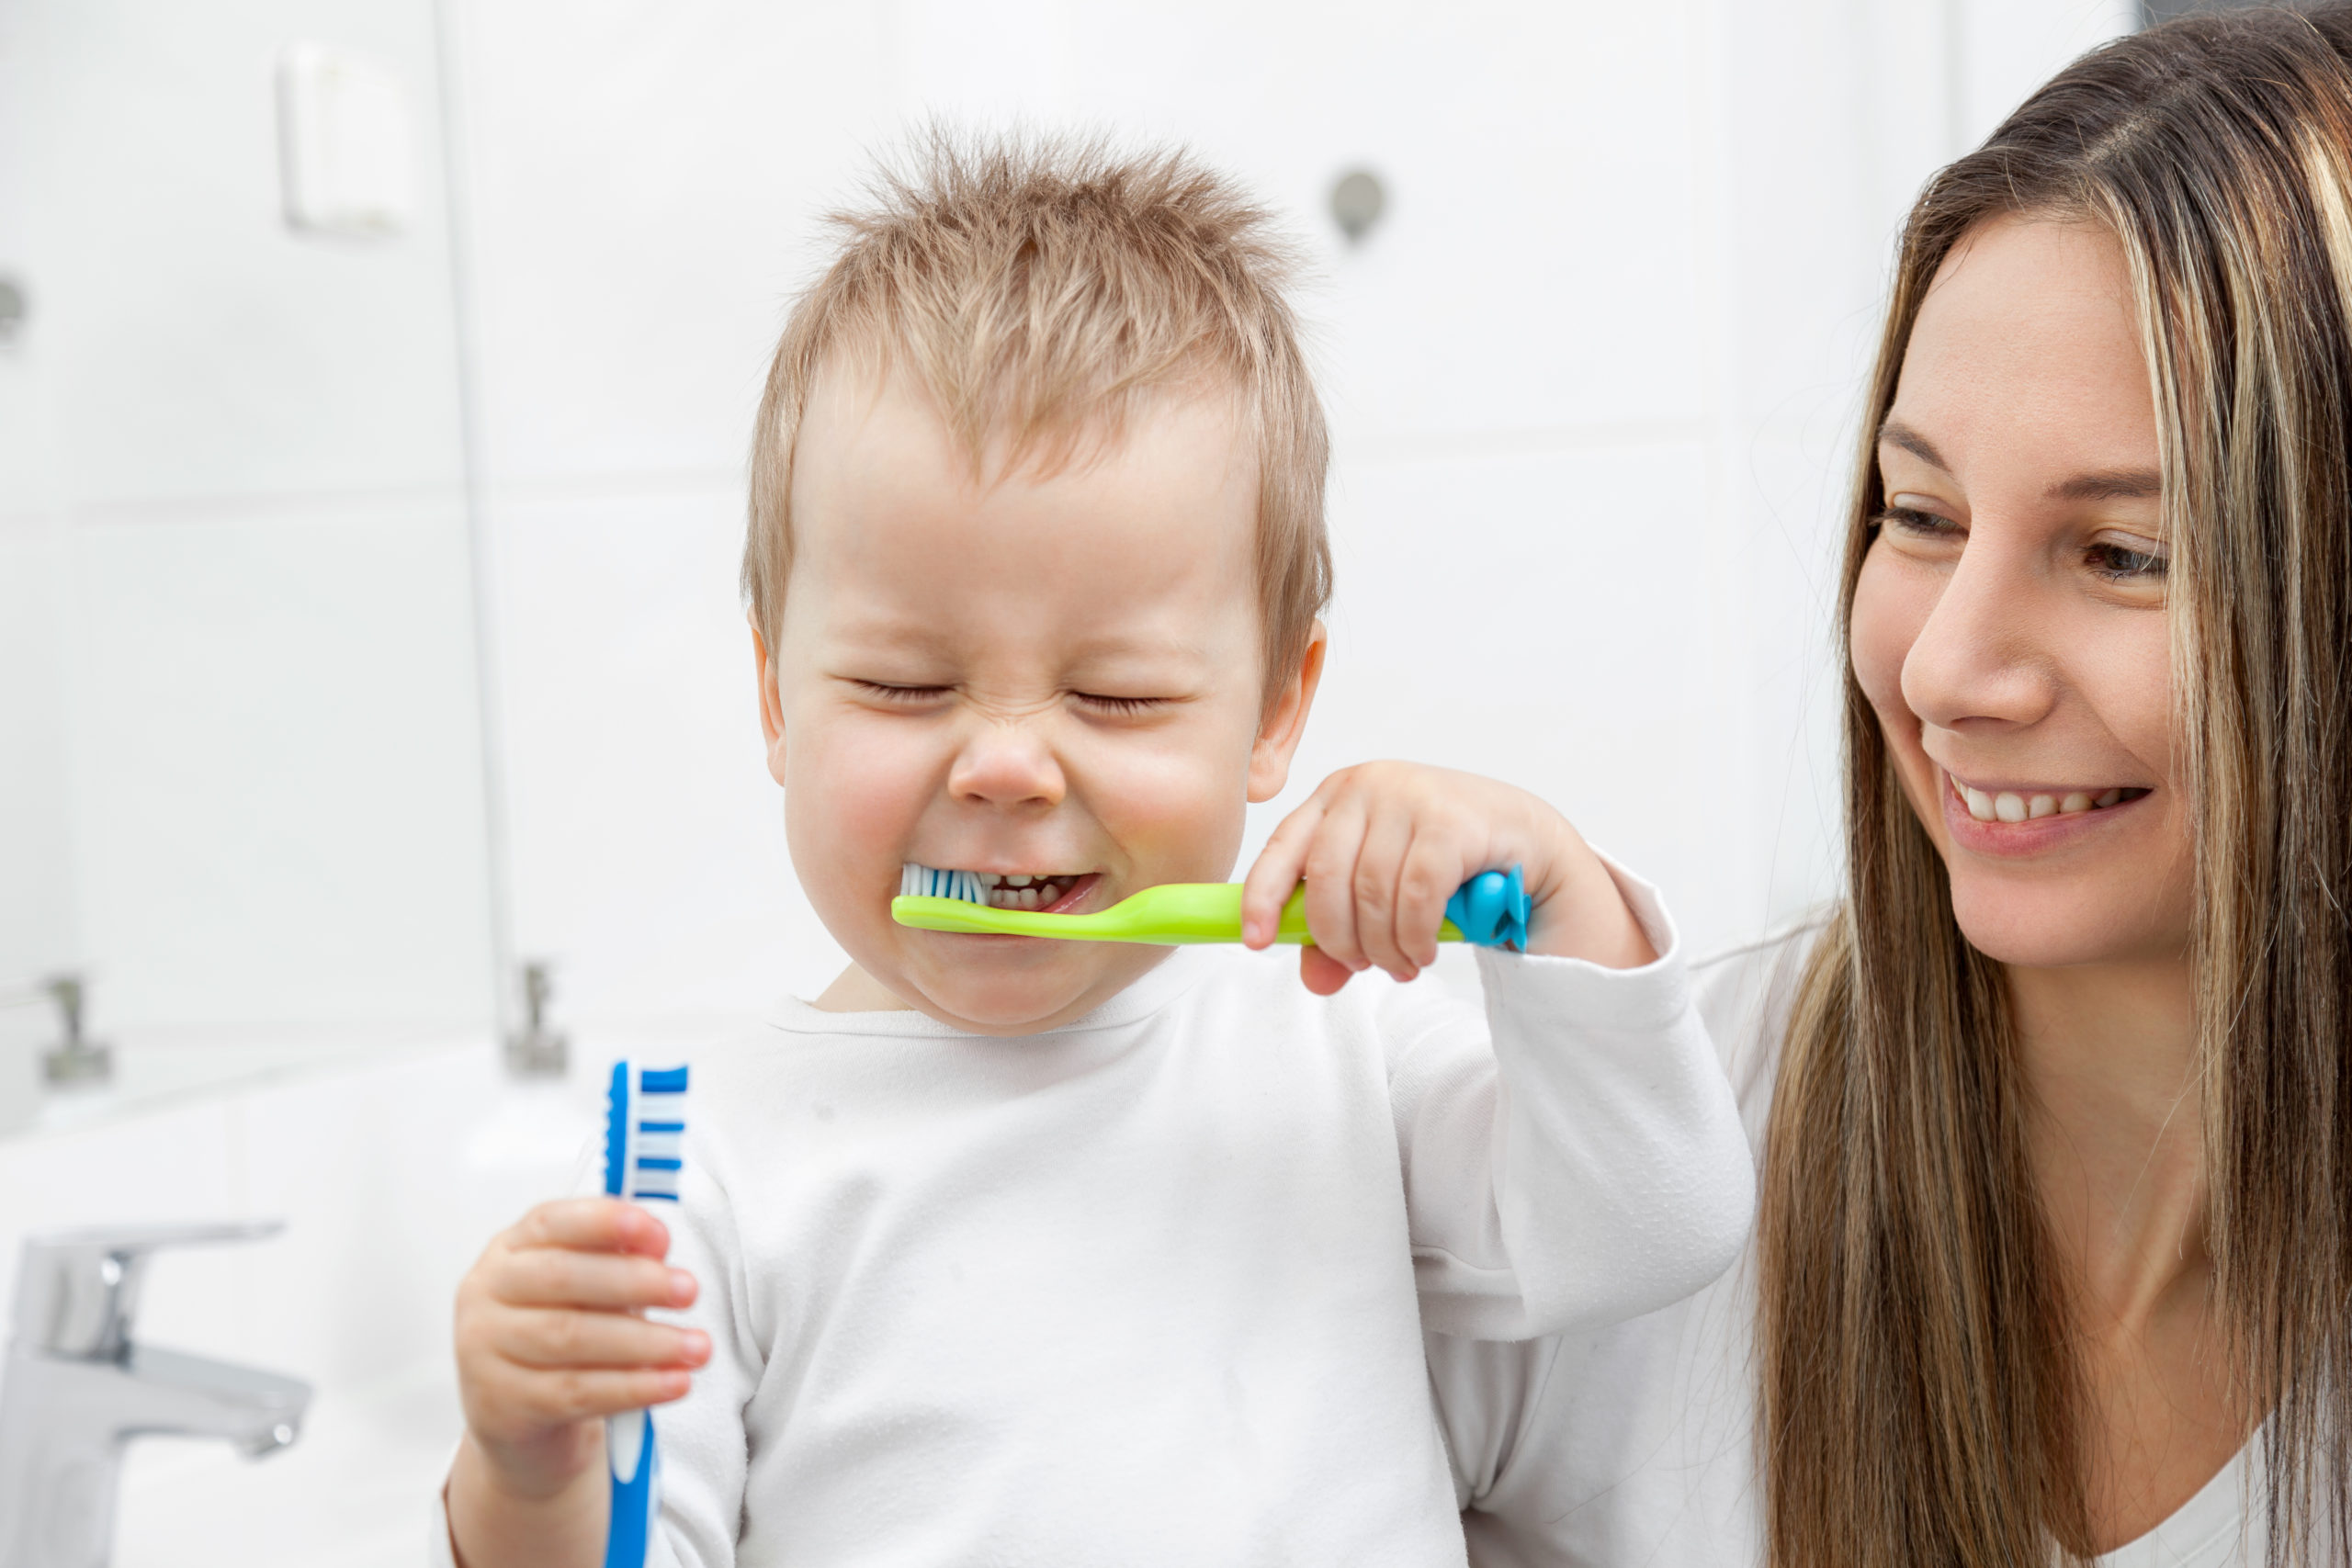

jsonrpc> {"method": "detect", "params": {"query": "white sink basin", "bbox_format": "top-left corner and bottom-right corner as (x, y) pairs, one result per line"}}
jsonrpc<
(116, 1361), (459, 1568)
(0, 1031), (654, 1566)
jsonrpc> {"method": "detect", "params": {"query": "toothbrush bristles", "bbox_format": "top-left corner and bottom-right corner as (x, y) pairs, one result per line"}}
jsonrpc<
(900, 863), (985, 903)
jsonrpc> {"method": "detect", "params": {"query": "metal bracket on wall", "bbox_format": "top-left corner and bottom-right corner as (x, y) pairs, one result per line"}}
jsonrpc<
(504, 960), (569, 1078)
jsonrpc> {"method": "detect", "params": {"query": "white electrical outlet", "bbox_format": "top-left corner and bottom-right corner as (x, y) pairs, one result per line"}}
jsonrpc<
(276, 43), (413, 238)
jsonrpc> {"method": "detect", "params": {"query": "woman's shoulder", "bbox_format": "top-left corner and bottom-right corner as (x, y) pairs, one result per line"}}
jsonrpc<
(1688, 908), (1835, 1130)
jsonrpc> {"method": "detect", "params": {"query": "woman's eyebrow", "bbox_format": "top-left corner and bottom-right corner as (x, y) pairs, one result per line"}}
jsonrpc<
(2045, 468), (2161, 502)
(1875, 419), (1948, 471)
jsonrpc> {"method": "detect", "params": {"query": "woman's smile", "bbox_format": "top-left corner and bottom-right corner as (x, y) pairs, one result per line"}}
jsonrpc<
(1936, 768), (2154, 858)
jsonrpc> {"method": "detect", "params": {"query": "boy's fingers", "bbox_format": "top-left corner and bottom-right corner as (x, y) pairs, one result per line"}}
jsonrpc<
(1351, 811), (1420, 981)
(510, 1198), (670, 1258)
(1301, 803), (1371, 971)
(478, 1362), (695, 1427)
(1298, 944), (1355, 995)
(1241, 801), (1326, 946)
(494, 1249), (695, 1312)
(1398, 831), (1464, 970)
(492, 1308), (712, 1372)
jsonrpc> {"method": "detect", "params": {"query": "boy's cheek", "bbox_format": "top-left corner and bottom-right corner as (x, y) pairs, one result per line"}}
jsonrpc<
(1078, 736), (1252, 880)
(785, 722), (937, 867)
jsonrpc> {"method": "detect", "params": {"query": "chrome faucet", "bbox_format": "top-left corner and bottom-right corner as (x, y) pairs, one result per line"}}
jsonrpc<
(0, 1222), (311, 1568)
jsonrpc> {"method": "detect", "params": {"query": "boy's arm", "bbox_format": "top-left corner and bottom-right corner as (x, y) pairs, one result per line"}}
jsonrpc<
(1241, 762), (1753, 1340)
(1388, 857), (1753, 1338)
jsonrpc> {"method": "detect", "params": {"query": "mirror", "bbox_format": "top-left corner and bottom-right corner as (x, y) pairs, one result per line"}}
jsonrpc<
(0, 0), (497, 1127)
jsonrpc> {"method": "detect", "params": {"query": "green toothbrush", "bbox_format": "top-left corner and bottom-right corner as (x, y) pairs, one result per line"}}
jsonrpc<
(890, 866), (1529, 949)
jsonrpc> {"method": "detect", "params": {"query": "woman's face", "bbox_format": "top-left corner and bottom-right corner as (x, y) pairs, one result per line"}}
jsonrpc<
(1850, 214), (2192, 969)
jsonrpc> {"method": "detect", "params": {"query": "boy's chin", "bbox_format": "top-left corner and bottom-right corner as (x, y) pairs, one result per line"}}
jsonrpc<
(900, 942), (1163, 1036)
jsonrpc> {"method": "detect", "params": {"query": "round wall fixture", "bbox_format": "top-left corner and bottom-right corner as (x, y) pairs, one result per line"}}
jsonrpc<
(0, 276), (27, 343)
(1329, 168), (1386, 245)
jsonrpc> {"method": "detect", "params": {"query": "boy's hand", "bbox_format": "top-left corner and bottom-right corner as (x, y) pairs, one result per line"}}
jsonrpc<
(1239, 761), (1655, 994)
(449, 1198), (707, 1548)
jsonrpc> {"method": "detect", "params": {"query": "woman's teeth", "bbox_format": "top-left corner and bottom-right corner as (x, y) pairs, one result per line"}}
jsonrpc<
(1954, 782), (2144, 823)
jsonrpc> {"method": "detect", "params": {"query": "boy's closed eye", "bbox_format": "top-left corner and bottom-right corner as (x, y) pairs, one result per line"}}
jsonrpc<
(839, 677), (1186, 718)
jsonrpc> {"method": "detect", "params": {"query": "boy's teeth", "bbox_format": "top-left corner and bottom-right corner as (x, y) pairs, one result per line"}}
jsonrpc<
(900, 863), (1088, 911)
(2062, 792), (2092, 814)
(2097, 788), (2122, 807)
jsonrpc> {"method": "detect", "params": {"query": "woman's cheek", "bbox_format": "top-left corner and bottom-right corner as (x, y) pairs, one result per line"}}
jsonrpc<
(1849, 543), (1928, 732)
(1848, 542), (1947, 821)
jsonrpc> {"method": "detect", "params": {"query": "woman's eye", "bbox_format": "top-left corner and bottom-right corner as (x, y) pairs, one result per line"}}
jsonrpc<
(2086, 539), (2168, 582)
(1873, 504), (1960, 540)
(1075, 693), (1167, 716)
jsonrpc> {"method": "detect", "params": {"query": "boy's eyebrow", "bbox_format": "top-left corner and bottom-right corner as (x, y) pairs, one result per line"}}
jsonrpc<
(821, 616), (1214, 667)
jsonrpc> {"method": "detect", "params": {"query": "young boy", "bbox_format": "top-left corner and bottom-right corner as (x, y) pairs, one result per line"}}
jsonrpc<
(440, 137), (1751, 1567)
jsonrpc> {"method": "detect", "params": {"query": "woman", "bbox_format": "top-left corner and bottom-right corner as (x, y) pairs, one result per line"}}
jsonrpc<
(1430, 10), (2352, 1566)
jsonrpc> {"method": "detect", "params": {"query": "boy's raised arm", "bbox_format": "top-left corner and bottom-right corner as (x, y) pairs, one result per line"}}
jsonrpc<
(1241, 761), (1755, 1339)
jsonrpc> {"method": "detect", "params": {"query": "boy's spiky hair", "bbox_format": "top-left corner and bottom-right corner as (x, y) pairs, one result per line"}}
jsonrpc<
(741, 130), (1332, 698)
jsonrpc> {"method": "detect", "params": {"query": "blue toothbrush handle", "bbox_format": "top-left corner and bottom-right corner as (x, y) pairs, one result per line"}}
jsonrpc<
(1444, 866), (1530, 950)
(604, 1406), (658, 1568)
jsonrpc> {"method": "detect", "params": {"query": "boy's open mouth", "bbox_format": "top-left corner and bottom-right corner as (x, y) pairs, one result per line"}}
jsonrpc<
(900, 863), (1100, 912)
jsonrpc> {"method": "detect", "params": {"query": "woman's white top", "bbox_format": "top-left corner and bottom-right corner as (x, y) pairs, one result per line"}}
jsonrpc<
(1426, 920), (2259, 1568)
(434, 868), (1756, 1566)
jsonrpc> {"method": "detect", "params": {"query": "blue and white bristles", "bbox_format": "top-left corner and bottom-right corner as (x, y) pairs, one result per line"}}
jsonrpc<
(900, 863), (985, 904)
(603, 1061), (689, 1568)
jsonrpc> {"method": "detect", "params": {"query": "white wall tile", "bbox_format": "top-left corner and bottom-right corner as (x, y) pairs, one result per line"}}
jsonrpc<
(0, 521), (81, 987)
(1058, 1), (1712, 438)
(492, 487), (842, 1019)
(25, 0), (469, 506)
(454, 0), (898, 486)
(66, 502), (494, 1031)
(1253, 438), (1740, 948)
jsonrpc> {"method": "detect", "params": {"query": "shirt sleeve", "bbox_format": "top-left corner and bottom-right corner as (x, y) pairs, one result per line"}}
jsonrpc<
(1387, 856), (1755, 1340)
(644, 1143), (757, 1568)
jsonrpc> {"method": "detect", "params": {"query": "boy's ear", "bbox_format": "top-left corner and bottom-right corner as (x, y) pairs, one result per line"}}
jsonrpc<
(752, 614), (789, 787)
(1247, 619), (1326, 804)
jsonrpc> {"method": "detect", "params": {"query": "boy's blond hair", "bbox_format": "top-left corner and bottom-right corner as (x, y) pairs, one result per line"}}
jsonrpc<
(742, 131), (1332, 698)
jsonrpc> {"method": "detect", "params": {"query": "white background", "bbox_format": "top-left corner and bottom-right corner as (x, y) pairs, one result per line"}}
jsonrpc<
(1, 0), (2135, 1046)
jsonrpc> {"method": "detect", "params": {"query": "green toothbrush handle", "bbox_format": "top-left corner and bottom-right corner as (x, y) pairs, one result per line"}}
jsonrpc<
(889, 884), (1468, 944)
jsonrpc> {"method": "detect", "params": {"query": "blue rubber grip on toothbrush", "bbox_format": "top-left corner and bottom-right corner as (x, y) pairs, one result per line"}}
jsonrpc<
(604, 1060), (688, 1568)
(1444, 866), (1529, 950)
(605, 1409), (657, 1568)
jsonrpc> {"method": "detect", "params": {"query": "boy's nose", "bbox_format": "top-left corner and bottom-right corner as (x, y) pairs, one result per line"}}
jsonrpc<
(947, 721), (1067, 810)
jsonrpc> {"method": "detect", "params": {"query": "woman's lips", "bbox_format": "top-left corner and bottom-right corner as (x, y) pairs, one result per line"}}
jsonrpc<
(1938, 771), (2151, 857)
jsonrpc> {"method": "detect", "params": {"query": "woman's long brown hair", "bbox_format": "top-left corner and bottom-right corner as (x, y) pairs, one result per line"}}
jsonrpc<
(1759, 10), (2352, 1564)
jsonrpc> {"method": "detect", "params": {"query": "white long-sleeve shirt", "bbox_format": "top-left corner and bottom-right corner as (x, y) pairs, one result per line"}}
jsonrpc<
(1428, 919), (2259, 1568)
(438, 869), (1753, 1568)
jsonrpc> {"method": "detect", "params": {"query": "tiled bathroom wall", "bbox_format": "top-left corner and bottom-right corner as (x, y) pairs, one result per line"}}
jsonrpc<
(0, 0), (497, 1034)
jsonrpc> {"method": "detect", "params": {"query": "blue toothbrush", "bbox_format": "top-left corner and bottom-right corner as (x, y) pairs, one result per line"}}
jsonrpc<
(603, 1061), (688, 1568)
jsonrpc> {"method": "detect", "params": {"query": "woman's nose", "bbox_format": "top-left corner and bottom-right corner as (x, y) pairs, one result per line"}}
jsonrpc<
(1898, 530), (2059, 734)
(946, 719), (1068, 809)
